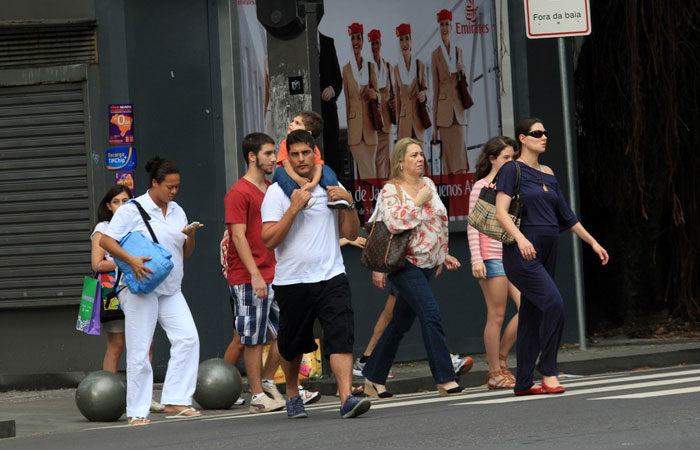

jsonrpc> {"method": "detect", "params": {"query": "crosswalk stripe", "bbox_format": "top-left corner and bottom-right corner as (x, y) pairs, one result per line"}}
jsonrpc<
(452, 375), (700, 405)
(559, 368), (700, 388)
(590, 386), (700, 400)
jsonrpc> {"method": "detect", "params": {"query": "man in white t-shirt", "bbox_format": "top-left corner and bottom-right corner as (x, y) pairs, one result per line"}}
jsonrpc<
(261, 129), (370, 419)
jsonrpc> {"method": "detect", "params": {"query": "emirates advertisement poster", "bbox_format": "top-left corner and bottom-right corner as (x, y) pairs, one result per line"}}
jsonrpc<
(237, 0), (501, 221)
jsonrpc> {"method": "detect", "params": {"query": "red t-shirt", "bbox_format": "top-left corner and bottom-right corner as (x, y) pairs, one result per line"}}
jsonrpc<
(276, 138), (324, 167)
(224, 178), (276, 285)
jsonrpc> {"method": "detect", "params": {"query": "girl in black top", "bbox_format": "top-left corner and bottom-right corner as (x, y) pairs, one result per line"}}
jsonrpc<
(495, 118), (609, 396)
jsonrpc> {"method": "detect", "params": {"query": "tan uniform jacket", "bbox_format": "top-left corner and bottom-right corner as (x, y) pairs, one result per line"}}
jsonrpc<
(343, 60), (379, 146)
(378, 60), (393, 134)
(394, 59), (429, 141)
(431, 46), (468, 128)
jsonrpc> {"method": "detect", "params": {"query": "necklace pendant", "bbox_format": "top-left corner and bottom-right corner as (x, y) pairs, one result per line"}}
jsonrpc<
(542, 184), (549, 192)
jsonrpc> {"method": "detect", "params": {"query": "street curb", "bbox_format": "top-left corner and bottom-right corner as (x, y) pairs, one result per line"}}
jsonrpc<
(557, 348), (700, 376)
(3, 346), (700, 395)
(0, 372), (87, 393)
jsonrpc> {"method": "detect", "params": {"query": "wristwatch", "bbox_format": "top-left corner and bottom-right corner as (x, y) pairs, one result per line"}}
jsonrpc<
(348, 201), (357, 210)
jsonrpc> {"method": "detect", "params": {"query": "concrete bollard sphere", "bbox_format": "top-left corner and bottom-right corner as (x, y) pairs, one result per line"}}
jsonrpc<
(193, 358), (242, 410)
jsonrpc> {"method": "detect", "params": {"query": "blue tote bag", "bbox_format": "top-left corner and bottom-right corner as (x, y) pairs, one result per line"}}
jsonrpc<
(114, 200), (174, 295)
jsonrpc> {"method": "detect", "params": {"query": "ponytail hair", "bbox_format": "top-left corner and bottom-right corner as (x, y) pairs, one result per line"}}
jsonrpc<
(144, 157), (179, 185)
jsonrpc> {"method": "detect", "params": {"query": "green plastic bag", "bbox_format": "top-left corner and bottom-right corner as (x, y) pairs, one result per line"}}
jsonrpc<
(76, 276), (99, 333)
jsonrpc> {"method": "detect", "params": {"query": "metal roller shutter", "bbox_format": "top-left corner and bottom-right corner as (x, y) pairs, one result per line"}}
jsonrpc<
(0, 82), (91, 307)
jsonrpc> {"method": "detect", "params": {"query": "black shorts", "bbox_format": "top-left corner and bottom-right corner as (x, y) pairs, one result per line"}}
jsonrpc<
(273, 273), (354, 361)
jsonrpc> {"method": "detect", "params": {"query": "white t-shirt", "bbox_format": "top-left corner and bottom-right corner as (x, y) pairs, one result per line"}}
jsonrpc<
(261, 182), (346, 285)
(104, 191), (188, 296)
(91, 221), (114, 262)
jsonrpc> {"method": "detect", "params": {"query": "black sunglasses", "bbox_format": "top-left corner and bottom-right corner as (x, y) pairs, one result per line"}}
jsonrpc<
(526, 130), (548, 138)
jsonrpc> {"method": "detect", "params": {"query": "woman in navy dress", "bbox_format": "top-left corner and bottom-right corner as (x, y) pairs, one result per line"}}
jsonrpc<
(494, 118), (609, 396)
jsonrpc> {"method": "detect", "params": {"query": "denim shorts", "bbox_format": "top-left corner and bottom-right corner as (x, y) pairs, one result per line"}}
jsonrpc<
(484, 259), (506, 278)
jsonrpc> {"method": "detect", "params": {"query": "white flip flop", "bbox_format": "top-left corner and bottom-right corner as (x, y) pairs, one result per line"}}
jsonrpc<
(165, 407), (201, 419)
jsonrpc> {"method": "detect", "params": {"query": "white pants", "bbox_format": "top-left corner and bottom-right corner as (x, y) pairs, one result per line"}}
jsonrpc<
(121, 289), (200, 418)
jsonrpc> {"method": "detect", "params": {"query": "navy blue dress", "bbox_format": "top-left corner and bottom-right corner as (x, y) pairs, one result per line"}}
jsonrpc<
(496, 161), (578, 391)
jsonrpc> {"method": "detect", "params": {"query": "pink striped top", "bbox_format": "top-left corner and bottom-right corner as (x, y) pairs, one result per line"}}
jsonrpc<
(467, 178), (503, 265)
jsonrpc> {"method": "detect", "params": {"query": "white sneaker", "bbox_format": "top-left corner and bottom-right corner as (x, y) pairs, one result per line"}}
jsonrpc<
(262, 383), (285, 403)
(298, 386), (321, 405)
(327, 198), (352, 209)
(450, 353), (462, 372)
(352, 358), (365, 377)
(150, 399), (165, 412)
(354, 357), (395, 378)
(249, 394), (285, 414)
(304, 196), (316, 210)
(234, 398), (246, 406)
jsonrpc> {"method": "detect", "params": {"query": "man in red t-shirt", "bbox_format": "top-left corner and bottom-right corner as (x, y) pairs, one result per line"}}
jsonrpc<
(223, 132), (286, 414)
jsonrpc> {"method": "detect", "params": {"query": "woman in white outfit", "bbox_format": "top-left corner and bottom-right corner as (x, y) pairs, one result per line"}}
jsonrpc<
(101, 157), (202, 425)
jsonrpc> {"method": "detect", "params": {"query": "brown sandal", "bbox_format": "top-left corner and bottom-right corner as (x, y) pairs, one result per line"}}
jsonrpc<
(499, 354), (515, 380)
(487, 370), (515, 389)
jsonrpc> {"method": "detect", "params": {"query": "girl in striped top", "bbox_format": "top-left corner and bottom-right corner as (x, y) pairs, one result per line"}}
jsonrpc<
(467, 136), (522, 389)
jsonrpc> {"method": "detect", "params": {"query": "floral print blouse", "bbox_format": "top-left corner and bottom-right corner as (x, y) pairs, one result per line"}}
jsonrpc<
(380, 177), (449, 269)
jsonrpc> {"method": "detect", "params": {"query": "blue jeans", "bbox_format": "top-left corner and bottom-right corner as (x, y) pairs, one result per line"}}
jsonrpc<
(362, 261), (457, 384)
(272, 164), (339, 199)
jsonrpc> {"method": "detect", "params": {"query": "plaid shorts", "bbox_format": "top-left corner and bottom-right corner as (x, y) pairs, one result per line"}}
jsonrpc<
(229, 283), (280, 345)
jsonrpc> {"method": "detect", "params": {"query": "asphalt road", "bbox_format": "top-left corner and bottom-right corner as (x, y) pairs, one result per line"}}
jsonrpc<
(3, 365), (700, 450)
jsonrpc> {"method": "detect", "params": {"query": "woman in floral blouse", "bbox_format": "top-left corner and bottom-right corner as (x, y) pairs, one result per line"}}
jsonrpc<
(361, 137), (469, 397)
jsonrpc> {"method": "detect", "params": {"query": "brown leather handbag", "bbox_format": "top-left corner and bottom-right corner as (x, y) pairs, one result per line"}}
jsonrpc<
(457, 50), (474, 109)
(416, 62), (432, 129)
(367, 62), (385, 131)
(360, 186), (411, 273)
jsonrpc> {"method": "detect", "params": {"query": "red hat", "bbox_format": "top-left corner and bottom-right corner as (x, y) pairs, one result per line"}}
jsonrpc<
(348, 23), (364, 35)
(436, 9), (452, 22)
(368, 29), (381, 42)
(395, 23), (411, 37)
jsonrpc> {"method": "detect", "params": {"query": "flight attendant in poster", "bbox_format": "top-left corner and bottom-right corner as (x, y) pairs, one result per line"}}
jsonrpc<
(393, 23), (430, 143)
(342, 22), (380, 182)
(368, 29), (393, 180)
(431, 9), (470, 174)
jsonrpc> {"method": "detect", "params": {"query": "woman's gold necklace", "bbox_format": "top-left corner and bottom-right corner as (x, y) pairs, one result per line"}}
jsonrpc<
(538, 164), (549, 192)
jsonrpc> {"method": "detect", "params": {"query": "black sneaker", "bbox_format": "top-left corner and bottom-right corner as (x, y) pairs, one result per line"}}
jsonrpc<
(327, 198), (352, 209)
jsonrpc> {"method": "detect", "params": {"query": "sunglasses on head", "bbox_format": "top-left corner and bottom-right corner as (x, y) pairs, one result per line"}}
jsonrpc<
(526, 130), (548, 138)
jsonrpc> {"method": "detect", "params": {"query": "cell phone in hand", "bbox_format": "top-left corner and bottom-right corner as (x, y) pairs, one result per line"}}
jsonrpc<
(184, 221), (200, 231)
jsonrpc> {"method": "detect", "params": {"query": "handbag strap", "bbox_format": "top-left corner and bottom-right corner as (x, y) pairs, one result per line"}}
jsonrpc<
(513, 160), (521, 200)
(416, 63), (420, 90)
(130, 200), (160, 244)
(370, 183), (404, 225)
(94, 269), (125, 298)
(492, 161), (522, 200)
(367, 61), (373, 89)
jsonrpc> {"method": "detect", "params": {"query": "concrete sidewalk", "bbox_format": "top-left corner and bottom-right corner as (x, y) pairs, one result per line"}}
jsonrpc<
(1, 337), (699, 439)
